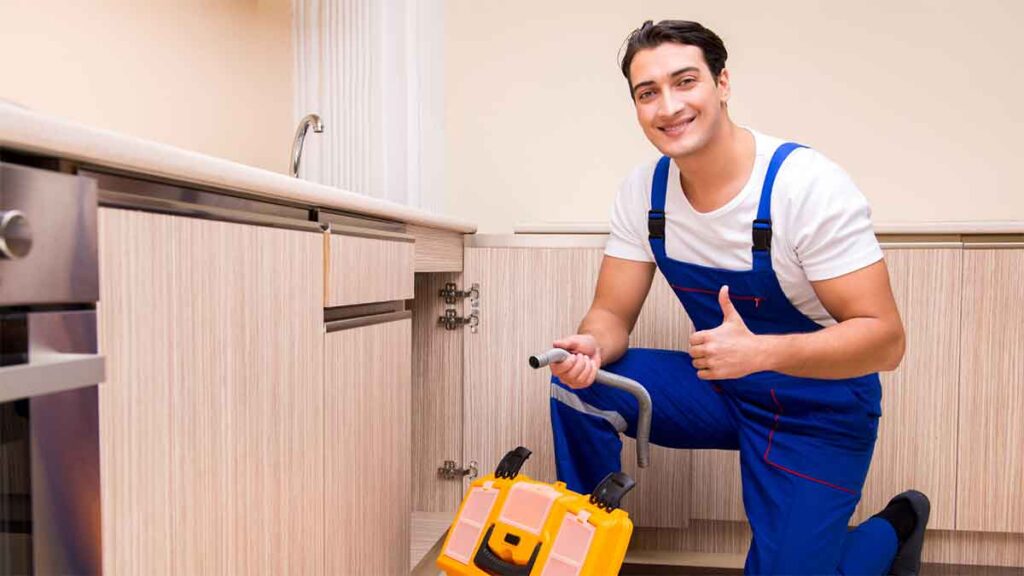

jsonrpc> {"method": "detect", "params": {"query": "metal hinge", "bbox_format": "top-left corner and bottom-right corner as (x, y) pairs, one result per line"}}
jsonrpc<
(439, 308), (478, 331)
(438, 282), (480, 333)
(439, 282), (479, 304)
(438, 459), (478, 481)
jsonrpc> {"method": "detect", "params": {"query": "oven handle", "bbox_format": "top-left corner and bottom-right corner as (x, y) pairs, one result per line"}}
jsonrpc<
(0, 353), (105, 402)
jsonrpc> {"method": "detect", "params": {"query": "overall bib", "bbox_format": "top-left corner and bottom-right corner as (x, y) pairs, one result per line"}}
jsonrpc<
(550, 144), (900, 575)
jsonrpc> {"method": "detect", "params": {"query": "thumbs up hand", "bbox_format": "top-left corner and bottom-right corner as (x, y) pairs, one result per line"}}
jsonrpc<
(689, 286), (766, 380)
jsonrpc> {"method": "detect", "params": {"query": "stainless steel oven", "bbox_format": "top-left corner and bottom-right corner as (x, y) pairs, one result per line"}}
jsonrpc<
(0, 161), (104, 575)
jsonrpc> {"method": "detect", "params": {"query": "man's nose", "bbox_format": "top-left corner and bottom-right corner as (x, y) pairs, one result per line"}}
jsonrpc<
(658, 89), (685, 119)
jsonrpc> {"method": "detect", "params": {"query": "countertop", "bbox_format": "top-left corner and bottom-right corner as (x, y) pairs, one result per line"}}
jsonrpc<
(0, 103), (476, 234)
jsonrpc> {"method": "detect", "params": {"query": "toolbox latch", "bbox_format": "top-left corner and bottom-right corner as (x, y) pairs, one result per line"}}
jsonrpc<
(494, 446), (532, 479)
(589, 471), (636, 511)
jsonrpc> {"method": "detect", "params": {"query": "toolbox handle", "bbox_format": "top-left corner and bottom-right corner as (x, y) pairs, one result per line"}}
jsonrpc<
(472, 524), (540, 576)
(529, 348), (652, 468)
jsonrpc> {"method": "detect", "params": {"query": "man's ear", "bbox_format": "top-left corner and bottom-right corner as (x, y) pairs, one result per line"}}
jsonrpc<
(717, 68), (731, 105)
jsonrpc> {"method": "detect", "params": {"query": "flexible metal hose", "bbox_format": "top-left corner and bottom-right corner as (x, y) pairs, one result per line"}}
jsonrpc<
(529, 348), (651, 468)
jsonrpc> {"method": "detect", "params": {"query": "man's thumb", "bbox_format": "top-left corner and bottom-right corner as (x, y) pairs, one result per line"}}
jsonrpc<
(719, 285), (740, 321)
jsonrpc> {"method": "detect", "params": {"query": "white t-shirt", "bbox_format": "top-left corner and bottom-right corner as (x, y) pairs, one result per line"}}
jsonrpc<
(605, 129), (882, 326)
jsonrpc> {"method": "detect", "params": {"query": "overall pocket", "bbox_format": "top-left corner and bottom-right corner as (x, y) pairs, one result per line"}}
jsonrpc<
(749, 381), (879, 496)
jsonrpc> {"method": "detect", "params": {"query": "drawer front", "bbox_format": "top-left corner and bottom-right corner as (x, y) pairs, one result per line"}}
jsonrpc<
(407, 224), (464, 272)
(327, 233), (415, 307)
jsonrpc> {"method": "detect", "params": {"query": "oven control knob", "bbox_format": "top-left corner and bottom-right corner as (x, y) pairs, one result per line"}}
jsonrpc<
(0, 210), (32, 260)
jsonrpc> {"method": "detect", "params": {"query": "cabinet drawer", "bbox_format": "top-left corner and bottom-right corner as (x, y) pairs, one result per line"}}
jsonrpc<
(326, 232), (415, 307)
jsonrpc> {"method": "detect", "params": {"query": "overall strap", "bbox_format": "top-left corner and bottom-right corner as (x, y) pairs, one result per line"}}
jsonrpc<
(753, 142), (807, 271)
(647, 155), (672, 259)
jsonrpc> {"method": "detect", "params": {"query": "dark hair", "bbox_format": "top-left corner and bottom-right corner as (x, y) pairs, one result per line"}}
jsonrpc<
(619, 20), (728, 93)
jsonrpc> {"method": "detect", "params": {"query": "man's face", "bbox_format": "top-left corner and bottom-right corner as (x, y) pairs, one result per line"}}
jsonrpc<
(629, 43), (730, 158)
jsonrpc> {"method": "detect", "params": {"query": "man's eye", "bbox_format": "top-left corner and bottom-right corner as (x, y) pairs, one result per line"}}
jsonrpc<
(678, 78), (696, 86)
(638, 91), (654, 101)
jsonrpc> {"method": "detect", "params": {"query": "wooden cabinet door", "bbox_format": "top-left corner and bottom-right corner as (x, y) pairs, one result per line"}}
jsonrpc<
(956, 248), (1024, 532)
(854, 249), (961, 529)
(461, 246), (692, 528)
(411, 273), (466, 514)
(324, 318), (412, 574)
(98, 209), (324, 575)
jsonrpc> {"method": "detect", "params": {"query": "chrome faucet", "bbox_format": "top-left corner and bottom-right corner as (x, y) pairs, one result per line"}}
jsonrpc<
(290, 113), (323, 177)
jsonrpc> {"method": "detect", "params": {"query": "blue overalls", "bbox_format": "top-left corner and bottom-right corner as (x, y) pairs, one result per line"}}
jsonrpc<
(550, 143), (900, 575)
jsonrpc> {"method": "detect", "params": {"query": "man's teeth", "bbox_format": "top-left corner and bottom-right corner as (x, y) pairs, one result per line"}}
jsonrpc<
(661, 119), (691, 132)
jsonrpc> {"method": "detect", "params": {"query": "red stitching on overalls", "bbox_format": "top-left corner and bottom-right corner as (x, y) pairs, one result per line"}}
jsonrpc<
(669, 284), (764, 309)
(763, 388), (858, 496)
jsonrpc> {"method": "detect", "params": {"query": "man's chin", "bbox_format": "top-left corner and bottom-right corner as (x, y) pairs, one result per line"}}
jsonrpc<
(654, 136), (702, 159)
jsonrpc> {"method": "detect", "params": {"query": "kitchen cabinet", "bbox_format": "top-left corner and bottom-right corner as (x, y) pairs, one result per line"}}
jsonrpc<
(459, 246), (692, 528)
(431, 238), (1024, 570)
(854, 248), (961, 528)
(324, 317), (412, 575)
(98, 208), (324, 575)
(956, 248), (1024, 532)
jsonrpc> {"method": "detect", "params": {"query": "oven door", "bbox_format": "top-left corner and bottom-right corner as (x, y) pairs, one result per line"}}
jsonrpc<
(1, 310), (104, 575)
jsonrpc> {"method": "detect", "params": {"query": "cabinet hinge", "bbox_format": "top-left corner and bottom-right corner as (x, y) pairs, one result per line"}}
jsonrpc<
(438, 282), (480, 333)
(438, 459), (478, 481)
(438, 282), (478, 304)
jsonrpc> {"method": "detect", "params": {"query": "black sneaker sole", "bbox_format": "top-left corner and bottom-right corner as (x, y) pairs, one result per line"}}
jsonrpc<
(888, 490), (931, 576)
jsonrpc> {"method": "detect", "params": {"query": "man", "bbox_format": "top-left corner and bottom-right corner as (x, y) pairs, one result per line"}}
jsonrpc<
(548, 20), (930, 576)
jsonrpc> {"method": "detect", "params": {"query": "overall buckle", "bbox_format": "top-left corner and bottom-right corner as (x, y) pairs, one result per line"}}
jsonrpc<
(648, 210), (665, 239)
(752, 218), (772, 251)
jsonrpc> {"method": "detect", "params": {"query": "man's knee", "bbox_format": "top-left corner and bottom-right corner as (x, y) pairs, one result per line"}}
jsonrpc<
(550, 379), (630, 434)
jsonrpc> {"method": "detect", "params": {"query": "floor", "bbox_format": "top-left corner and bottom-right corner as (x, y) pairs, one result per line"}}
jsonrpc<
(412, 513), (1024, 575)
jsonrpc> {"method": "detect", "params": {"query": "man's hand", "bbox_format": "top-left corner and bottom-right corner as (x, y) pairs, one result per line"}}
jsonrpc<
(689, 286), (767, 380)
(550, 334), (603, 389)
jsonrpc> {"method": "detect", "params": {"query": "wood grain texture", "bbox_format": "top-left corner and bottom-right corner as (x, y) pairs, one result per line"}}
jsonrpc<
(462, 247), (529, 500)
(957, 249), (1024, 532)
(98, 208), (324, 576)
(463, 247), (690, 527)
(411, 511), (454, 571)
(852, 249), (961, 528)
(327, 233), (414, 307)
(689, 451), (745, 522)
(412, 273), (465, 513)
(632, 521), (1024, 568)
(408, 225), (464, 272)
(325, 319), (412, 575)
(624, 549), (746, 570)
(629, 521), (752, 555)
(924, 530), (1024, 567)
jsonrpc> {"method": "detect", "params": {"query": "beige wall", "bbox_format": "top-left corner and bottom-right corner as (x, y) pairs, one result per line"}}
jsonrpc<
(446, 0), (1024, 233)
(0, 0), (293, 173)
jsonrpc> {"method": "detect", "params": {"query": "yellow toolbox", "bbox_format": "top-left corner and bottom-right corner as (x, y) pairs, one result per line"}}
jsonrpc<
(437, 447), (635, 576)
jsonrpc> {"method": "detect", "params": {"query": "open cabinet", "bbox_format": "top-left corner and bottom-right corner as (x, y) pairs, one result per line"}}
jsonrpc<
(412, 245), (695, 537)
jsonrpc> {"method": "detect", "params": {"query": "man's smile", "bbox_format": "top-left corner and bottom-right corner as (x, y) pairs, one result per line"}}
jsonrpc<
(658, 116), (695, 136)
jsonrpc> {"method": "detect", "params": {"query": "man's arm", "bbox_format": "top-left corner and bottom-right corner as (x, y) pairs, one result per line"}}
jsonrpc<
(550, 255), (656, 388)
(689, 259), (906, 380)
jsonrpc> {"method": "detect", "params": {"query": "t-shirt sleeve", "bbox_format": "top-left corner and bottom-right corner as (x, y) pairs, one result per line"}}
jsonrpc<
(604, 166), (655, 262)
(783, 153), (883, 282)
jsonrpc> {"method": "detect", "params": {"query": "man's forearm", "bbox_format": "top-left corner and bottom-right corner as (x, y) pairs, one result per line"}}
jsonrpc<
(758, 317), (905, 379)
(578, 308), (632, 365)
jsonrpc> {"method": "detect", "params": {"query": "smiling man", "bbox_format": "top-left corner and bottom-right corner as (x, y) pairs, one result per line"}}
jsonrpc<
(548, 20), (930, 576)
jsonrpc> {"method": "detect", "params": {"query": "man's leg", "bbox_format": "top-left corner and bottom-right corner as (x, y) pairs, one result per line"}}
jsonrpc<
(550, 348), (739, 494)
(731, 376), (899, 575)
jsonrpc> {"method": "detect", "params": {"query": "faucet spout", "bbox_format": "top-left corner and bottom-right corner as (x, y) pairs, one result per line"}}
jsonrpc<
(290, 113), (323, 177)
